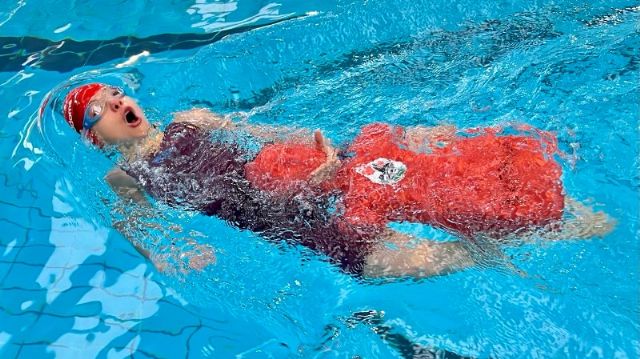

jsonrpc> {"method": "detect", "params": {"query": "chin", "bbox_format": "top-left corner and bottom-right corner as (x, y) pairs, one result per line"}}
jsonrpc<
(134, 124), (151, 137)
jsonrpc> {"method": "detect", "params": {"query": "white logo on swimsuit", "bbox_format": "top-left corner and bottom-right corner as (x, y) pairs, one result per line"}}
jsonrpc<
(355, 158), (407, 185)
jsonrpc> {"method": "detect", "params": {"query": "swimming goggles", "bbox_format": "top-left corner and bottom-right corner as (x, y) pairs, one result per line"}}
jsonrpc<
(83, 86), (125, 130)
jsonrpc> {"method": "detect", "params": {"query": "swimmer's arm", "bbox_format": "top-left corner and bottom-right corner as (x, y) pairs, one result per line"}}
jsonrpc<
(105, 168), (216, 273)
(105, 167), (148, 204)
(173, 109), (232, 130)
(172, 108), (306, 142)
(363, 229), (475, 278)
(105, 167), (154, 258)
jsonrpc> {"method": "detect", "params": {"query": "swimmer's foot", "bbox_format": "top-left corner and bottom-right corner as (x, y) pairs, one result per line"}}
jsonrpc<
(465, 236), (528, 278)
(557, 210), (616, 240)
(544, 198), (616, 241)
(363, 230), (475, 278)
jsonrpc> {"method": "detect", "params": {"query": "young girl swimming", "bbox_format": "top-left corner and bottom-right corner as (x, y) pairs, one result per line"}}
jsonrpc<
(61, 82), (614, 278)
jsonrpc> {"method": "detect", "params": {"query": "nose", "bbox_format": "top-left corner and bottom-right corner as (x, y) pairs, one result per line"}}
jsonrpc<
(107, 96), (123, 111)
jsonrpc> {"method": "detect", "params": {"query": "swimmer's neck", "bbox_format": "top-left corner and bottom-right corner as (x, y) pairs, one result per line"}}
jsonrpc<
(118, 129), (164, 162)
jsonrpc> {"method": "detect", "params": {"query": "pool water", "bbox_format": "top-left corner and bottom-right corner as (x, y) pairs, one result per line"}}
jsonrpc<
(1, 0), (638, 358)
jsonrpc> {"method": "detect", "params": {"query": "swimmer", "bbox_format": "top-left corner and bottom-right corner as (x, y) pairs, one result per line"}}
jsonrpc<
(61, 83), (615, 278)
(245, 122), (616, 276)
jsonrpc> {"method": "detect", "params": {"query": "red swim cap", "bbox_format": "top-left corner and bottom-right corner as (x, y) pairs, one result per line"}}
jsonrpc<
(63, 83), (105, 132)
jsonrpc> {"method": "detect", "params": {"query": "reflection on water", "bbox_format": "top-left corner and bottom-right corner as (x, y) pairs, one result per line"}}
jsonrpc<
(50, 264), (160, 358)
(36, 180), (107, 305)
(188, 1), (297, 32)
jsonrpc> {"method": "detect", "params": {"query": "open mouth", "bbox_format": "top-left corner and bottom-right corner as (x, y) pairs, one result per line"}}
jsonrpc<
(124, 107), (141, 127)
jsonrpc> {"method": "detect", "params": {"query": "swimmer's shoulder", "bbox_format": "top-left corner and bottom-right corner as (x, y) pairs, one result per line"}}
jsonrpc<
(172, 108), (232, 130)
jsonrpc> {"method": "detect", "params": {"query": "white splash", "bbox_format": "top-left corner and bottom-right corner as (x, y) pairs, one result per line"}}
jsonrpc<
(53, 23), (72, 34)
(115, 51), (151, 68)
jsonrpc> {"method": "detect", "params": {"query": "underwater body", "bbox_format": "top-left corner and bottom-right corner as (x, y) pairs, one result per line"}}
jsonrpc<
(0, 1), (638, 358)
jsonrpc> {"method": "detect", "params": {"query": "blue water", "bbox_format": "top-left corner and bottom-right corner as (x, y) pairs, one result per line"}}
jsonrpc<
(1, 1), (639, 358)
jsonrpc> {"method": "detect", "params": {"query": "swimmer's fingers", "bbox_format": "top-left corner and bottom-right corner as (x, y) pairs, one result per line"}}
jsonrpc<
(312, 129), (332, 151)
(313, 129), (327, 152)
(309, 129), (340, 185)
(315, 130), (340, 164)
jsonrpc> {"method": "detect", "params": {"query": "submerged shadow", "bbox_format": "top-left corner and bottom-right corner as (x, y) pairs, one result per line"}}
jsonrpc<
(319, 310), (476, 359)
(0, 14), (303, 73)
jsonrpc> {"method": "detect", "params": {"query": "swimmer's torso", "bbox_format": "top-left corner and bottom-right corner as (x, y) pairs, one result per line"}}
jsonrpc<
(122, 122), (378, 273)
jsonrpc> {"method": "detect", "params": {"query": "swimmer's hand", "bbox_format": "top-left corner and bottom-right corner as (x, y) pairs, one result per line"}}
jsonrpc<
(153, 241), (216, 274)
(112, 201), (216, 274)
(308, 130), (341, 186)
(173, 108), (233, 130)
(106, 168), (148, 204)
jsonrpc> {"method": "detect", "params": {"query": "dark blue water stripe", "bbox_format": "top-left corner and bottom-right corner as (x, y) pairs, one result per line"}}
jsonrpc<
(0, 15), (303, 73)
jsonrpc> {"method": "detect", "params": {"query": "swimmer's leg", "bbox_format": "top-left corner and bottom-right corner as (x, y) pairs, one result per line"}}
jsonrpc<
(525, 197), (616, 242)
(363, 229), (475, 278)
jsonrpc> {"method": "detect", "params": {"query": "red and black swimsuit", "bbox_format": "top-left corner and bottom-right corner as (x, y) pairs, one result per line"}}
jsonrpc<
(246, 123), (565, 237)
(123, 122), (379, 274)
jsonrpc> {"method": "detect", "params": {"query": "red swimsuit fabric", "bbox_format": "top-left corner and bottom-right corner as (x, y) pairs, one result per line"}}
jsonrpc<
(245, 123), (565, 235)
(245, 143), (327, 192)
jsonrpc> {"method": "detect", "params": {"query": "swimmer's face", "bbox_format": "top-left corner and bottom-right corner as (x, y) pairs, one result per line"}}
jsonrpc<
(87, 87), (151, 145)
